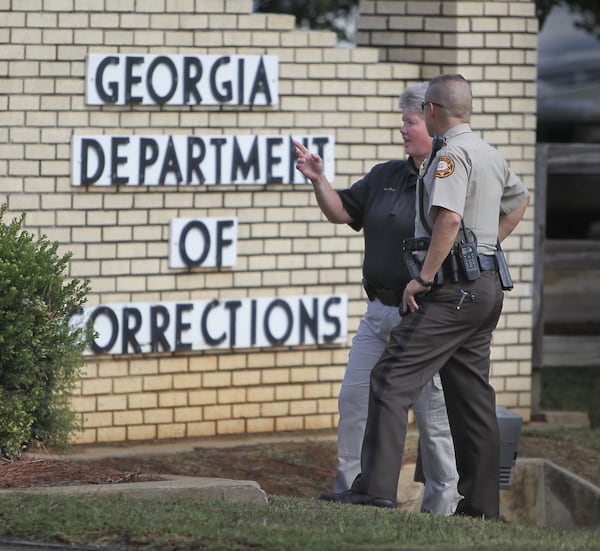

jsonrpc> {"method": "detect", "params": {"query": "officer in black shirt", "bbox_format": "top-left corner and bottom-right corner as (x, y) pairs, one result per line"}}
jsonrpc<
(340, 160), (416, 303)
(293, 82), (460, 514)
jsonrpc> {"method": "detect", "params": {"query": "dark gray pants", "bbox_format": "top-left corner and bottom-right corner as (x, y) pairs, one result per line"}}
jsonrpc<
(352, 271), (504, 519)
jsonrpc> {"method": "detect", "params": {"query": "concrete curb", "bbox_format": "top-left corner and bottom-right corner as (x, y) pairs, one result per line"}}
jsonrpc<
(0, 475), (268, 505)
(501, 458), (600, 529)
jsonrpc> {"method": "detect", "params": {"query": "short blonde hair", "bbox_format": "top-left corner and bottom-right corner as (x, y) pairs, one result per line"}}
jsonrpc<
(399, 82), (428, 115)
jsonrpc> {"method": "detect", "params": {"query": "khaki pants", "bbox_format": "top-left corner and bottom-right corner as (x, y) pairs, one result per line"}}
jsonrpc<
(352, 271), (504, 519)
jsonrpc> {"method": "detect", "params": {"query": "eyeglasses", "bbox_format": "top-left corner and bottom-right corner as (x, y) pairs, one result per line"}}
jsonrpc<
(421, 101), (444, 111)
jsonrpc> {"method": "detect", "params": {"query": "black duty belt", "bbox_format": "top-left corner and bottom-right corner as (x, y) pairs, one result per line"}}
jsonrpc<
(438, 253), (497, 284)
(364, 256), (496, 306)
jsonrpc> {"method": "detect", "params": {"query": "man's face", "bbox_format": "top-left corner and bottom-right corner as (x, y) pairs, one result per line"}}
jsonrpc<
(400, 111), (432, 159)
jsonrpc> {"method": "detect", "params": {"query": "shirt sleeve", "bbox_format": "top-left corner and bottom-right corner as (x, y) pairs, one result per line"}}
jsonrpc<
(501, 164), (530, 214)
(337, 173), (371, 232)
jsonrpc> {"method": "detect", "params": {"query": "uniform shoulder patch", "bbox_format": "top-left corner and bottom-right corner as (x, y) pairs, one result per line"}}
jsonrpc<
(436, 156), (455, 178)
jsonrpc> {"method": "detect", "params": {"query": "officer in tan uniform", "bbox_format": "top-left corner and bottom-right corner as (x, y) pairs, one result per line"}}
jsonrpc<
(325, 74), (530, 518)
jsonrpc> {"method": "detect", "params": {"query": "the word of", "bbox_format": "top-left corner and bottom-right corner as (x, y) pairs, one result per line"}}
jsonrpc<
(169, 217), (238, 269)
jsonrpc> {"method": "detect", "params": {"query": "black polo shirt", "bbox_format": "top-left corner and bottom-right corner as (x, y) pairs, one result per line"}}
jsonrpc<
(338, 159), (417, 292)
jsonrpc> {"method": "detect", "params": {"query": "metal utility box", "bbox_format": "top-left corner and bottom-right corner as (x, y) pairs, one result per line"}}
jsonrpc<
(496, 405), (523, 489)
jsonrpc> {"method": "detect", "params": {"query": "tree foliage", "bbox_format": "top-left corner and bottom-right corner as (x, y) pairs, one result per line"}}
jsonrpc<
(0, 205), (92, 459)
(254, 0), (360, 43)
(536, 0), (600, 36)
(256, 0), (600, 42)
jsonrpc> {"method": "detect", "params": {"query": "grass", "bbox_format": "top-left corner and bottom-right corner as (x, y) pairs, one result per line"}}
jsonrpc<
(0, 493), (598, 550)
(0, 367), (595, 550)
(539, 365), (600, 427)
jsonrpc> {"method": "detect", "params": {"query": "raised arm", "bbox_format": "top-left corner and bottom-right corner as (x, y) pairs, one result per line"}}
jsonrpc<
(293, 140), (352, 224)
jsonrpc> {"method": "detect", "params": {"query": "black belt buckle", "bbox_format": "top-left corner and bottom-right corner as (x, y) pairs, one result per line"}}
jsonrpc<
(402, 236), (430, 252)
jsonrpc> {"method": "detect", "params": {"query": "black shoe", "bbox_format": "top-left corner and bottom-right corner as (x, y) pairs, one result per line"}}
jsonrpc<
(319, 490), (396, 509)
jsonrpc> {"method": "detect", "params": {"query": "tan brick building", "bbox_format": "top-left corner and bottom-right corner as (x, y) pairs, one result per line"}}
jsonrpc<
(1, 0), (537, 445)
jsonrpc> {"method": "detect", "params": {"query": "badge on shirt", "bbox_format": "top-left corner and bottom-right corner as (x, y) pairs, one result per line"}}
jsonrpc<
(436, 156), (455, 178)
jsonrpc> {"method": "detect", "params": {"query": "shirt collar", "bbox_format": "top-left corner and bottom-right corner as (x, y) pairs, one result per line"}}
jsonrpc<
(443, 123), (472, 140)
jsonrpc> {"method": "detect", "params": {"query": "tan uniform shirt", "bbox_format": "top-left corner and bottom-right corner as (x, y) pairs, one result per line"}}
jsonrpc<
(416, 124), (529, 253)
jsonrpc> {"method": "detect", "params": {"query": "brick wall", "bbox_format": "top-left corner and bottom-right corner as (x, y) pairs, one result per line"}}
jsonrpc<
(1, 0), (536, 445)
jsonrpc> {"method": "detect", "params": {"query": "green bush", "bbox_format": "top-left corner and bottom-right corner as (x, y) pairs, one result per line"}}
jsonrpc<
(0, 205), (92, 459)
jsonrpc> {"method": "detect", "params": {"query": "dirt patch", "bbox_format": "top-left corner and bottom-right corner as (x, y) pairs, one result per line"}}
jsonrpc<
(517, 435), (599, 487)
(1, 433), (597, 497)
(0, 458), (163, 489)
(90, 438), (351, 497)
